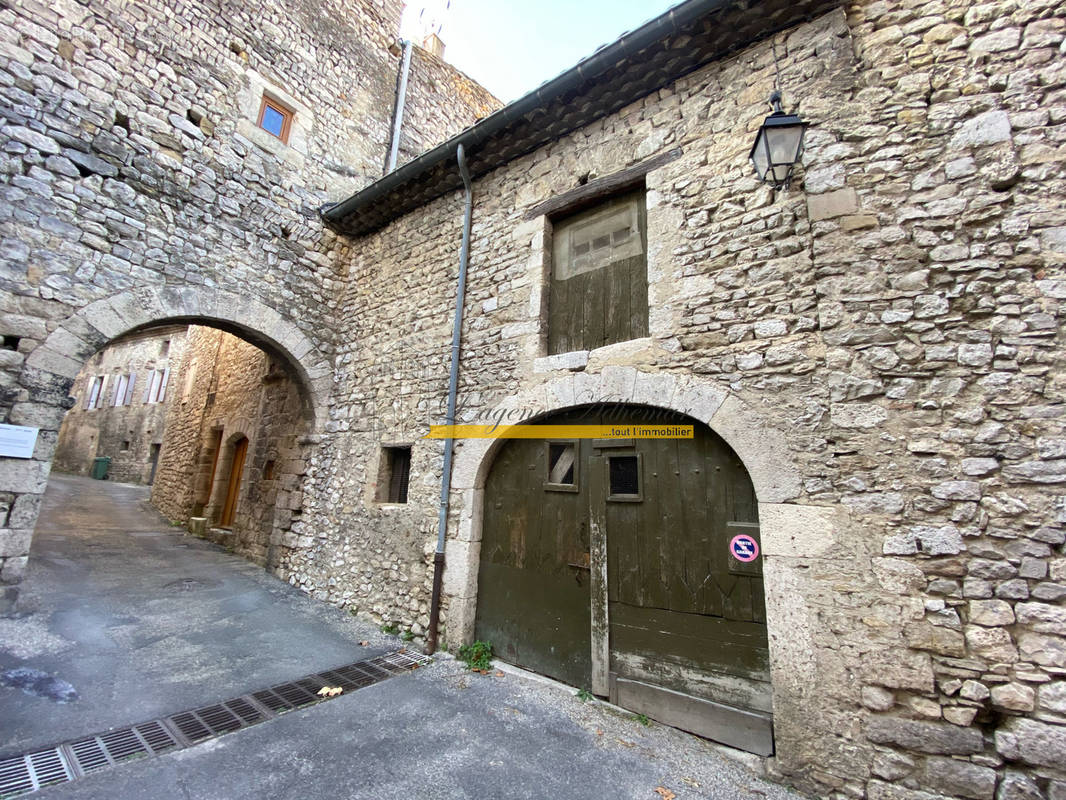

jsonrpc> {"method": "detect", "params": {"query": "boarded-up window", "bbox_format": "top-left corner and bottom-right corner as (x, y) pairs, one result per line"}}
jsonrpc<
(548, 190), (648, 354)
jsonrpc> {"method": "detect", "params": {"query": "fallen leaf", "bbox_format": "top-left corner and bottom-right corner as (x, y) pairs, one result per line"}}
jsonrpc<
(596, 729), (604, 736)
(654, 788), (676, 800)
(617, 739), (634, 748)
(494, 670), (504, 677)
(316, 686), (343, 697)
(681, 777), (700, 788)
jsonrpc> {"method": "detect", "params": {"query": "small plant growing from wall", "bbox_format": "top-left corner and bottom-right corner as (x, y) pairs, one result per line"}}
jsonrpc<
(457, 640), (493, 673)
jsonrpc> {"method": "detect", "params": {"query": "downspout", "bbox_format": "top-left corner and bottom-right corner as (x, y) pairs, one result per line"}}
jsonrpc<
(425, 143), (472, 655)
(385, 39), (413, 173)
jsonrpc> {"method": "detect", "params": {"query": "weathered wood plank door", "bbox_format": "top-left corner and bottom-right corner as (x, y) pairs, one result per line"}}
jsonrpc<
(598, 412), (772, 755)
(476, 405), (772, 754)
(475, 409), (597, 688)
(220, 436), (247, 529)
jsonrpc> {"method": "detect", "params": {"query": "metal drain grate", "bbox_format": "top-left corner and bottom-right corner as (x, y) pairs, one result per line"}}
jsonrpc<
(0, 650), (430, 798)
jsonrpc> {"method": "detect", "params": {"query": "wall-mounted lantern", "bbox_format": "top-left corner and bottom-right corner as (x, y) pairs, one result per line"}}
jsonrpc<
(749, 91), (808, 189)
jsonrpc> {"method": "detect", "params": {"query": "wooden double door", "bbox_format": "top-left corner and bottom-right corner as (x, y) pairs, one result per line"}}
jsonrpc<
(475, 406), (773, 755)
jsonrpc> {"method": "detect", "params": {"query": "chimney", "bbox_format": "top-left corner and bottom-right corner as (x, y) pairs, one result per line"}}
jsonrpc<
(422, 33), (445, 58)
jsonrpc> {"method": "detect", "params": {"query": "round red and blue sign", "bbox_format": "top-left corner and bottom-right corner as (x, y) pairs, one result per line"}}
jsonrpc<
(729, 534), (760, 563)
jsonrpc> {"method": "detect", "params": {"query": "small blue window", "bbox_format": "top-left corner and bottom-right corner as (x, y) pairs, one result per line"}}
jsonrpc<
(257, 97), (292, 142)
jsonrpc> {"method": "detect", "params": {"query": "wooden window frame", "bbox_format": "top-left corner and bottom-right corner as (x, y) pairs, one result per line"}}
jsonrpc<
(256, 95), (294, 144)
(543, 440), (579, 493)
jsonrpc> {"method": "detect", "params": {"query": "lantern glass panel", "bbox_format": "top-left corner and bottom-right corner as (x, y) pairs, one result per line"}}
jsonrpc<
(751, 134), (771, 180)
(766, 125), (803, 167)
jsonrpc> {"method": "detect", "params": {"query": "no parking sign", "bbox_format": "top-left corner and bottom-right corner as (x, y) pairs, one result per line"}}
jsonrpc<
(729, 533), (760, 563)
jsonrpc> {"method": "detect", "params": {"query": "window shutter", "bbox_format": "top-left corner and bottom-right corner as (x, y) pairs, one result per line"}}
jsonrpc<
(99, 375), (109, 407)
(124, 373), (136, 405)
(111, 376), (124, 406)
(85, 377), (97, 409)
(157, 368), (170, 402)
(143, 371), (156, 403)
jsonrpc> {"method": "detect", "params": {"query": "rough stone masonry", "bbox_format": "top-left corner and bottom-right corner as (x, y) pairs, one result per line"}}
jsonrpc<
(0, 1), (1065, 800)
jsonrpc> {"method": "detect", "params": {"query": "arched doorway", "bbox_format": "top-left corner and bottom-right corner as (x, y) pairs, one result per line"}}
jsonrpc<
(475, 404), (773, 755)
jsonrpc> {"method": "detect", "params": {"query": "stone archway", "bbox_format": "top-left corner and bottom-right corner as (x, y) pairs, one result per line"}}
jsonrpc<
(0, 286), (331, 610)
(442, 368), (845, 764)
(20, 286), (331, 431)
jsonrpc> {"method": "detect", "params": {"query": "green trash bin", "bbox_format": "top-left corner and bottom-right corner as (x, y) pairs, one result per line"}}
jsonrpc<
(91, 456), (110, 480)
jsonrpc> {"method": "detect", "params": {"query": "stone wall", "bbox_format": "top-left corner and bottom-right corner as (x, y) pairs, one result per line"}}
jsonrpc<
(53, 325), (186, 483)
(284, 3), (1066, 798)
(152, 325), (304, 568)
(393, 45), (500, 168)
(0, 0), (499, 604)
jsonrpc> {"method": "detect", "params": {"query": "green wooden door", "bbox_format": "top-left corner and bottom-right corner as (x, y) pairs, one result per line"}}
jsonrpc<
(476, 405), (772, 754)
(475, 409), (597, 688)
(596, 409), (773, 755)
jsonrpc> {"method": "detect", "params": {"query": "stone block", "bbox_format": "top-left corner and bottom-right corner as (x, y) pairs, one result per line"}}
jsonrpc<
(533, 350), (588, 373)
(760, 503), (840, 559)
(1015, 602), (1066, 635)
(0, 460), (49, 495)
(995, 718), (1066, 768)
(0, 529), (32, 558)
(865, 717), (984, 755)
(969, 599), (1015, 626)
(710, 395), (801, 503)
(950, 111), (1012, 150)
(830, 402), (886, 429)
(807, 188), (859, 221)
(920, 756), (997, 800)
(997, 771), (1044, 800)
(965, 626), (1017, 663)
(0, 555), (27, 582)
(991, 682), (1035, 712)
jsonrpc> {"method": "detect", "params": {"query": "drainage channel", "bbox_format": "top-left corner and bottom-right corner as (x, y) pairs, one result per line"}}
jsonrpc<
(0, 649), (431, 798)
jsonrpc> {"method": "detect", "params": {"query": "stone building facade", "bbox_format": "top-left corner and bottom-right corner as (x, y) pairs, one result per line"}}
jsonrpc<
(1, 0), (1065, 799)
(0, 0), (497, 596)
(150, 325), (304, 568)
(53, 325), (186, 483)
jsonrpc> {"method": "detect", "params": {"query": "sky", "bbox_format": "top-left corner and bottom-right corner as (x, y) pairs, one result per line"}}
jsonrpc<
(399, 0), (681, 103)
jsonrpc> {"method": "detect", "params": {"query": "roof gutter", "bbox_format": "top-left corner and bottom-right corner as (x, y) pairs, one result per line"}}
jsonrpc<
(320, 0), (730, 228)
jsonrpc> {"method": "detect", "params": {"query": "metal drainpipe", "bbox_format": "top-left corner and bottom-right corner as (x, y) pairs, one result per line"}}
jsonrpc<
(425, 143), (473, 655)
(385, 39), (413, 174)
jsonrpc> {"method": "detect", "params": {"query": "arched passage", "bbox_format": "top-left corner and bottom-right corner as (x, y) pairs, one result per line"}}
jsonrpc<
(0, 287), (331, 609)
(442, 369), (838, 759)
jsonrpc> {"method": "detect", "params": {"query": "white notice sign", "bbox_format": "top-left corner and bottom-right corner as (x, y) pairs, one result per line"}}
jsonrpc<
(0, 424), (39, 459)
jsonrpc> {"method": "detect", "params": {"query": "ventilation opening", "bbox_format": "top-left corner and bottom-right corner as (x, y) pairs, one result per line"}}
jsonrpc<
(608, 454), (641, 500)
(186, 108), (204, 127)
(2, 335), (20, 351)
(113, 111), (130, 134)
(121, 441), (130, 451)
(376, 446), (411, 504)
(263, 459), (275, 480)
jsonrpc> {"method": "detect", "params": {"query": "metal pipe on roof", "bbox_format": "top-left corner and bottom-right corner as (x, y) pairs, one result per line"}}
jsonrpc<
(385, 39), (413, 174)
(320, 0), (730, 231)
(425, 142), (473, 655)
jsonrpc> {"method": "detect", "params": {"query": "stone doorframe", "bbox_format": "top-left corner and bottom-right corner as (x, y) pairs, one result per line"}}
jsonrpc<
(444, 367), (843, 757)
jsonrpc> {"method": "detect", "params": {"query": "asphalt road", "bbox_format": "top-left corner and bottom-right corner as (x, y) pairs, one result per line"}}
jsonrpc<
(1, 474), (807, 800)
